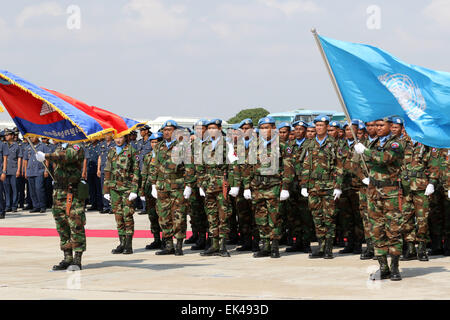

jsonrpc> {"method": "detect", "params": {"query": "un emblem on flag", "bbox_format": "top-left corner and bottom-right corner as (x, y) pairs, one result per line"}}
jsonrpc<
(378, 73), (426, 120)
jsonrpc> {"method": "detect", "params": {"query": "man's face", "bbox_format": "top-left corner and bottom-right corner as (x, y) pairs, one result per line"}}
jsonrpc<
(195, 125), (207, 139)
(207, 124), (220, 138)
(294, 126), (306, 140)
(289, 131), (295, 141)
(163, 126), (175, 141)
(315, 122), (327, 135)
(114, 136), (126, 146)
(338, 129), (344, 139)
(357, 129), (366, 140)
(366, 121), (377, 137)
(278, 127), (290, 142)
(327, 126), (338, 138)
(140, 129), (149, 139)
(376, 120), (392, 137)
(241, 124), (253, 140)
(30, 136), (39, 144)
(260, 123), (275, 140)
(306, 127), (316, 139)
(5, 134), (13, 142)
(391, 124), (403, 137)
(150, 140), (159, 149)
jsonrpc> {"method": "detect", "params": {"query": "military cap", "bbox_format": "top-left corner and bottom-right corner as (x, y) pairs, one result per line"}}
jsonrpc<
(139, 124), (151, 131)
(307, 122), (316, 128)
(239, 118), (253, 128)
(381, 116), (393, 123)
(276, 122), (291, 130)
(205, 119), (222, 127)
(258, 116), (275, 127)
(130, 130), (137, 135)
(194, 119), (208, 127)
(392, 116), (404, 125)
(313, 114), (330, 124)
(292, 120), (308, 128)
(161, 120), (178, 129)
(0, 130), (4, 137)
(231, 123), (240, 130)
(358, 123), (366, 130)
(4, 128), (13, 135)
(329, 120), (340, 128)
(149, 132), (163, 141)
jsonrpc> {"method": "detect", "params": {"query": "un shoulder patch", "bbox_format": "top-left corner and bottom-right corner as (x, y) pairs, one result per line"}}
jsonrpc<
(136, 155), (139, 161)
(286, 147), (292, 154)
(73, 144), (80, 151)
(391, 142), (400, 149)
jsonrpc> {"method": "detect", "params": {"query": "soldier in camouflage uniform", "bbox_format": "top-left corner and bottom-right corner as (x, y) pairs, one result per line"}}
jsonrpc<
(36, 143), (86, 270)
(150, 120), (195, 256)
(300, 115), (344, 259)
(103, 135), (140, 255)
(354, 117), (404, 281)
(140, 132), (163, 250)
(400, 138), (439, 261)
(277, 122), (292, 246)
(242, 116), (294, 258)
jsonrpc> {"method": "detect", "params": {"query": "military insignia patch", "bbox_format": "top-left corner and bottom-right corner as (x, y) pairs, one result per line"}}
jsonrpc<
(287, 147), (292, 154)
(391, 142), (399, 149)
(136, 155), (139, 161)
(432, 148), (437, 152)
(73, 144), (80, 151)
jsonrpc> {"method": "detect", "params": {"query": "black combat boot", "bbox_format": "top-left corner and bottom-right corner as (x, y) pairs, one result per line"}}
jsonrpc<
(123, 235), (133, 254)
(236, 234), (252, 251)
(204, 234), (212, 250)
(390, 255), (402, 281)
(271, 239), (280, 258)
(175, 239), (184, 256)
(285, 239), (303, 253)
(145, 233), (162, 250)
(360, 239), (375, 260)
(200, 238), (220, 256)
(309, 240), (325, 259)
(339, 237), (354, 254)
(52, 249), (73, 271)
(252, 237), (260, 252)
(185, 232), (199, 244)
(371, 255), (390, 280)
(68, 251), (82, 271)
(302, 241), (312, 253)
(191, 233), (206, 250)
(444, 239), (450, 256)
(111, 235), (126, 254)
(429, 236), (443, 255)
(279, 233), (288, 246)
(324, 238), (334, 259)
(219, 238), (231, 257)
(401, 242), (417, 261)
(0, 212), (5, 219)
(226, 232), (239, 245)
(253, 239), (271, 258)
(156, 238), (175, 255)
(417, 242), (429, 261)
(353, 240), (363, 254)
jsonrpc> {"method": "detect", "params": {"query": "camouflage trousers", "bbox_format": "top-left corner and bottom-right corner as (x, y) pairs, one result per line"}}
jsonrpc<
(288, 192), (314, 242)
(52, 189), (86, 252)
(358, 187), (373, 241)
(367, 187), (403, 256)
(204, 190), (232, 239)
(308, 191), (337, 241)
(252, 186), (282, 241)
(402, 190), (430, 242)
(234, 191), (258, 239)
(156, 188), (188, 240)
(111, 189), (135, 236)
(144, 195), (161, 236)
(337, 188), (364, 242)
(188, 188), (208, 234)
(428, 186), (450, 240)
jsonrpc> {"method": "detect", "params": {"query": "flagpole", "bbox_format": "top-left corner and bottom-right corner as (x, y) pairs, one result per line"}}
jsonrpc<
(311, 28), (370, 177)
(25, 137), (56, 181)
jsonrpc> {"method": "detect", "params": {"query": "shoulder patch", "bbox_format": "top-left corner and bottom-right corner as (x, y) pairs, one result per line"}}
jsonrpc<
(73, 144), (80, 151)
(136, 155), (139, 161)
(391, 142), (400, 149)
(286, 147), (292, 154)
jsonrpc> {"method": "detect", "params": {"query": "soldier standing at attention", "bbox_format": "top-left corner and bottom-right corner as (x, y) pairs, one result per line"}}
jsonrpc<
(150, 120), (195, 256)
(103, 134), (140, 255)
(97, 134), (115, 214)
(4, 129), (21, 215)
(305, 122), (316, 140)
(136, 125), (152, 214)
(36, 142), (86, 270)
(354, 117), (405, 281)
(300, 115), (344, 259)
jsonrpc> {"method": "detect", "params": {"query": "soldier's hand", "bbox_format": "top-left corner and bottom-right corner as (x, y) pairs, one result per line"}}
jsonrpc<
(97, 170), (101, 178)
(280, 189), (290, 201)
(183, 186), (192, 199)
(229, 187), (239, 197)
(424, 184), (435, 196)
(0, 173), (5, 182)
(140, 196), (145, 201)
(301, 188), (309, 198)
(243, 189), (252, 200)
(128, 192), (138, 201)
(199, 187), (206, 197)
(104, 193), (111, 201)
(44, 171), (49, 178)
(362, 177), (370, 185)
(354, 143), (367, 154)
(151, 185), (158, 199)
(333, 189), (342, 201)
(35, 151), (46, 162)
(448, 190), (450, 199)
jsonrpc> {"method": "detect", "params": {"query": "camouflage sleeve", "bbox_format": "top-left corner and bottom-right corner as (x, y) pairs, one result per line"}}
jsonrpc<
(333, 143), (344, 190)
(300, 149), (310, 189)
(281, 144), (294, 190)
(140, 154), (150, 195)
(363, 143), (404, 165)
(183, 143), (196, 188)
(149, 144), (160, 185)
(130, 147), (140, 194)
(103, 150), (113, 194)
(425, 147), (439, 186)
(195, 144), (207, 190)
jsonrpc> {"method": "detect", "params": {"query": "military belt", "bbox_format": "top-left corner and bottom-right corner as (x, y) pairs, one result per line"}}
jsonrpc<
(310, 173), (331, 180)
(161, 173), (184, 179)
(370, 179), (397, 188)
(254, 175), (280, 184)
(406, 171), (427, 178)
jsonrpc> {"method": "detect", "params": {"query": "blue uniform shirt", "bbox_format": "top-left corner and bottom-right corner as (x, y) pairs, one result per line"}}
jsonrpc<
(6, 141), (22, 175)
(0, 141), (9, 172)
(99, 140), (116, 172)
(24, 142), (49, 177)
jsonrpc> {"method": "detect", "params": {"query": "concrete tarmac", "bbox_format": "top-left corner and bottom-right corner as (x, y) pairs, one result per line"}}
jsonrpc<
(1, 209), (449, 300)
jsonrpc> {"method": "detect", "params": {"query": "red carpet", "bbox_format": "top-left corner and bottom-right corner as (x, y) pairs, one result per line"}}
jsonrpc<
(0, 227), (193, 238)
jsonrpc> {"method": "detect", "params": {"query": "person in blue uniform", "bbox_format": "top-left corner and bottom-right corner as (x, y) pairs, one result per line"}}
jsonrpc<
(97, 135), (115, 214)
(86, 140), (103, 211)
(4, 129), (21, 214)
(0, 135), (8, 219)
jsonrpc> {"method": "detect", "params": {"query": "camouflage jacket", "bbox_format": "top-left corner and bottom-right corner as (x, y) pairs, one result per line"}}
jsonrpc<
(401, 140), (438, 191)
(45, 144), (84, 189)
(300, 136), (344, 192)
(234, 136), (258, 190)
(103, 143), (140, 194)
(362, 134), (404, 196)
(430, 148), (449, 189)
(340, 139), (362, 190)
(288, 138), (311, 192)
(140, 150), (157, 196)
(149, 139), (195, 191)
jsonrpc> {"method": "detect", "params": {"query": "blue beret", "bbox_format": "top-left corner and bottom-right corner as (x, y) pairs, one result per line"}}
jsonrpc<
(358, 123), (366, 130)
(258, 116), (275, 127)
(313, 114), (330, 124)
(351, 119), (361, 126)
(149, 132), (163, 141)
(329, 121), (340, 128)
(392, 116), (404, 125)
(307, 122), (315, 128)
(206, 118), (222, 127)
(292, 120), (308, 128)
(231, 123), (240, 130)
(382, 116), (393, 123)
(161, 120), (178, 129)
(194, 119), (208, 127)
(239, 118), (253, 128)
(276, 122), (291, 130)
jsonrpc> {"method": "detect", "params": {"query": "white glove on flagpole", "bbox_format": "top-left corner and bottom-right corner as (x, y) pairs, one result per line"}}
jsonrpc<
(333, 189), (342, 201)
(104, 194), (110, 201)
(128, 192), (137, 201)
(301, 188), (309, 198)
(151, 185), (158, 199)
(424, 184), (435, 196)
(36, 151), (46, 162)
(280, 189), (290, 201)
(183, 186), (192, 199)
(354, 143), (367, 154)
(229, 187), (239, 198)
(362, 177), (370, 186)
(243, 189), (252, 200)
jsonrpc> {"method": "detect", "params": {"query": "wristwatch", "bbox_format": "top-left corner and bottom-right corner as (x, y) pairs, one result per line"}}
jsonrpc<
(2, 171), (6, 174)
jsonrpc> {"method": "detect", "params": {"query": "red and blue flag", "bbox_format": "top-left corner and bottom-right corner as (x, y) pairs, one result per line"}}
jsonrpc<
(0, 70), (146, 142)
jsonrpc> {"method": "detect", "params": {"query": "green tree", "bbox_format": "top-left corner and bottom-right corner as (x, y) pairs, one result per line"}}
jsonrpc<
(228, 107), (270, 125)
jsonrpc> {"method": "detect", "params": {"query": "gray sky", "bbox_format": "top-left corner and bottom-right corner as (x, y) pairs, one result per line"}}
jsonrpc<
(0, 0), (449, 122)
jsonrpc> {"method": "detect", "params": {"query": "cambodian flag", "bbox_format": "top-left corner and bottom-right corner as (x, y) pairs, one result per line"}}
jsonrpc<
(0, 70), (146, 142)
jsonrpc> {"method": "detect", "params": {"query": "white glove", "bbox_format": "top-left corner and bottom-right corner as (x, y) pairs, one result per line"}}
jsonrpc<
(362, 177), (370, 186)
(448, 190), (450, 199)
(354, 142), (367, 154)
(199, 187), (206, 197)
(35, 151), (46, 162)
(151, 185), (158, 199)
(229, 187), (239, 198)
(104, 194), (110, 201)
(333, 189), (342, 201)
(280, 189), (290, 201)
(128, 192), (137, 201)
(140, 196), (145, 201)
(424, 184), (435, 196)
(244, 189), (252, 200)
(301, 188), (309, 198)
(183, 186), (192, 199)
